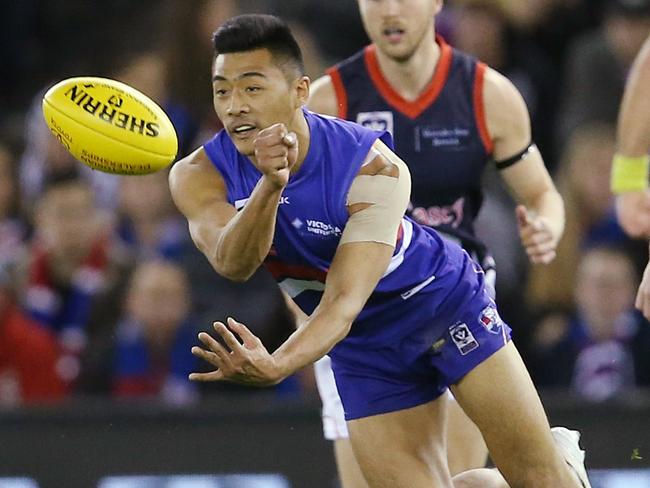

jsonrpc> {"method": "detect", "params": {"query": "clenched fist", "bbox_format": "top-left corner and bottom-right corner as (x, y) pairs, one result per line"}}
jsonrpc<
(253, 123), (299, 189)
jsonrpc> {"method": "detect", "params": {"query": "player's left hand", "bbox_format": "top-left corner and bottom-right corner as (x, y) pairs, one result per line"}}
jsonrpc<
(189, 317), (282, 387)
(516, 205), (558, 265)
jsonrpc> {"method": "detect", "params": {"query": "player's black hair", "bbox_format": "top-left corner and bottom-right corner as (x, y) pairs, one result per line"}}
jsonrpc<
(212, 14), (305, 77)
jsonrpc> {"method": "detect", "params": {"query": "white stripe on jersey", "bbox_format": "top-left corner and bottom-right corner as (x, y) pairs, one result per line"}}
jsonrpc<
(234, 198), (249, 210)
(279, 278), (326, 298)
(382, 218), (413, 278)
(400, 274), (436, 300)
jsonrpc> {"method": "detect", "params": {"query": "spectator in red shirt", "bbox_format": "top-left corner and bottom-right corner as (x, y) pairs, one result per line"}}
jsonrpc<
(0, 265), (67, 406)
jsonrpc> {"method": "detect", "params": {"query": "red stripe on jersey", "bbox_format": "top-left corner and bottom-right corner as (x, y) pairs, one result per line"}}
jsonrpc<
(473, 62), (494, 155)
(264, 260), (328, 282)
(364, 35), (453, 120)
(326, 67), (348, 119)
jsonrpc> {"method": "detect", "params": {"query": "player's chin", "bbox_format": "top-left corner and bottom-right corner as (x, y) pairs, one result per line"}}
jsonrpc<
(382, 43), (416, 62)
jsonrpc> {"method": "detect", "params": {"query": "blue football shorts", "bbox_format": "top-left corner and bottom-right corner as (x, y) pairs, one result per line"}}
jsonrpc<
(329, 253), (512, 421)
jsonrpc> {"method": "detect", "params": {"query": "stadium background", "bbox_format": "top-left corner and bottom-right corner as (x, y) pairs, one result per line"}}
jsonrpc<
(0, 0), (649, 487)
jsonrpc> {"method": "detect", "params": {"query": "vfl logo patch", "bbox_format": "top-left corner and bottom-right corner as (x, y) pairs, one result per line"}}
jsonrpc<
(357, 111), (394, 136)
(449, 323), (479, 355)
(479, 305), (502, 334)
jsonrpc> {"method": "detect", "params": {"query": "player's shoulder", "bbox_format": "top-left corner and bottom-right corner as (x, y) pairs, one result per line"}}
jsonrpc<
(308, 47), (369, 117)
(171, 146), (210, 175)
(169, 146), (222, 195)
(308, 74), (339, 117)
(481, 66), (525, 108)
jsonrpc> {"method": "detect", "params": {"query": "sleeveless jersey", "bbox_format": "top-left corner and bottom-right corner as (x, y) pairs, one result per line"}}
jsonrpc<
(327, 36), (493, 264)
(203, 110), (468, 347)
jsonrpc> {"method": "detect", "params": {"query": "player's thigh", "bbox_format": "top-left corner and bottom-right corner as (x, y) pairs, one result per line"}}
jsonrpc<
(450, 341), (567, 485)
(346, 398), (453, 488)
(446, 394), (488, 476)
(334, 438), (370, 488)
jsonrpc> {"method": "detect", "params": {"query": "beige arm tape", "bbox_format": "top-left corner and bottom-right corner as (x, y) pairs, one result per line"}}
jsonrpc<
(339, 141), (411, 246)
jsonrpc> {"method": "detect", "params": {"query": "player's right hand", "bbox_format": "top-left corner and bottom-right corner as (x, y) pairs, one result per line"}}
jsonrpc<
(516, 205), (558, 265)
(254, 123), (298, 189)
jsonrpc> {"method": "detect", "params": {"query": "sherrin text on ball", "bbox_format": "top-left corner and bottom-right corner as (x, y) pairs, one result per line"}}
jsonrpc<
(42, 76), (178, 175)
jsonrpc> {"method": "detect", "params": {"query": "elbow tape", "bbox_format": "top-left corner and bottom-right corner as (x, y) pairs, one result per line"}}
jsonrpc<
(340, 144), (411, 246)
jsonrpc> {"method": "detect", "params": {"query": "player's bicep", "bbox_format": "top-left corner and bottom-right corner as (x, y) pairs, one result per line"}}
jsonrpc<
(483, 67), (532, 161)
(169, 148), (237, 252)
(340, 140), (411, 247)
(317, 141), (411, 318)
(482, 68), (557, 203)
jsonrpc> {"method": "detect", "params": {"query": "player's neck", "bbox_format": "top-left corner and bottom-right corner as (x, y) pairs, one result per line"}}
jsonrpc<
(288, 109), (311, 175)
(374, 32), (440, 102)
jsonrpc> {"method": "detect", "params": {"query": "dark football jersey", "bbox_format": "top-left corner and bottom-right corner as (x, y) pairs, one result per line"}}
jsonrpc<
(327, 36), (495, 271)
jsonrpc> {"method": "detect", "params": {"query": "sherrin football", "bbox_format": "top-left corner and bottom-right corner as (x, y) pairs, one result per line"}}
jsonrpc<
(42, 77), (178, 175)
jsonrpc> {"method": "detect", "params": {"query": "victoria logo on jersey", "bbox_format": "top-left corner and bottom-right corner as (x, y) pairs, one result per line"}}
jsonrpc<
(292, 218), (342, 237)
(357, 111), (394, 136)
(308, 220), (341, 236)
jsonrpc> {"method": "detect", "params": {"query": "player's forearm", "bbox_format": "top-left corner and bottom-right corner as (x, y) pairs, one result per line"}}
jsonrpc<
(213, 177), (283, 281)
(271, 296), (359, 378)
(618, 36), (650, 157)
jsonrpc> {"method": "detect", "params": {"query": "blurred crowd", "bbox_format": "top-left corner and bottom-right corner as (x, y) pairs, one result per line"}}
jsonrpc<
(0, 0), (649, 408)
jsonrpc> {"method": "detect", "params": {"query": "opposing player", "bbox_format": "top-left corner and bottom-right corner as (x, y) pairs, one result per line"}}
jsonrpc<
(170, 14), (590, 488)
(307, 0), (565, 482)
(612, 34), (650, 320)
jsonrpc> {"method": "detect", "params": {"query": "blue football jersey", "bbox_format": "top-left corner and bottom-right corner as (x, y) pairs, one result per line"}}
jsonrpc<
(203, 110), (468, 346)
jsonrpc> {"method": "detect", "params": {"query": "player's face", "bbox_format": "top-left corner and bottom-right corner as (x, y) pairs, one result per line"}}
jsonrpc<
(212, 48), (307, 156)
(358, 0), (442, 61)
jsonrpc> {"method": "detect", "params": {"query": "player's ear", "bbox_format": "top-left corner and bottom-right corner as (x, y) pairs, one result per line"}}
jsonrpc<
(293, 75), (311, 107)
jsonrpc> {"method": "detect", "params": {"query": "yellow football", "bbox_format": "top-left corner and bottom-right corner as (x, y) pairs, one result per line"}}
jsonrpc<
(42, 77), (178, 175)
